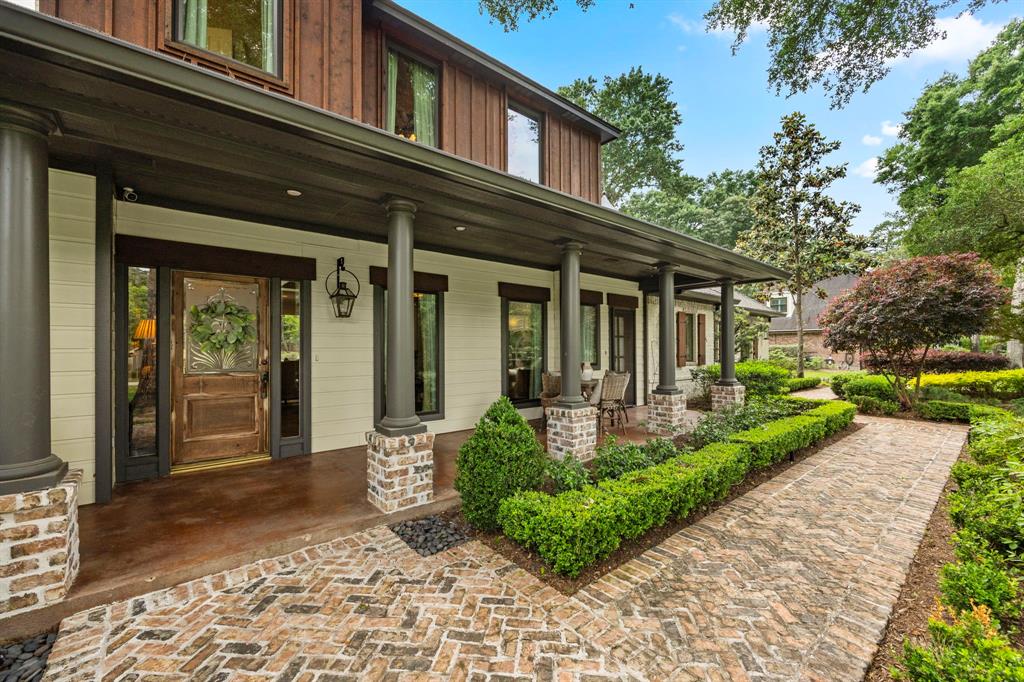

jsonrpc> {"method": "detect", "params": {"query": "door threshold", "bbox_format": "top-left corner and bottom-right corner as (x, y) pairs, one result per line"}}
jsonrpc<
(171, 453), (271, 475)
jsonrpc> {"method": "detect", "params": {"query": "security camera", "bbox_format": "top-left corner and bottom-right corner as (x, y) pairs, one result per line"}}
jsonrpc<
(121, 187), (138, 202)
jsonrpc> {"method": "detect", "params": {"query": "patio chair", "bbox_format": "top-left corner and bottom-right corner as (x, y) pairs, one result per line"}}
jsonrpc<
(539, 372), (561, 430)
(597, 371), (630, 435)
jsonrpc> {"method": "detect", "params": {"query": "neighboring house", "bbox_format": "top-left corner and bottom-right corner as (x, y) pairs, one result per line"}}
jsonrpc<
(0, 1), (785, 617)
(768, 275), (861, 368)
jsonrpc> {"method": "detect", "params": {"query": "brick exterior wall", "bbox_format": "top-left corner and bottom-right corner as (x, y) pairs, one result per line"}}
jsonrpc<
(768, 331), (862, 369)
(0, 470), (81, 617)
(711, 384), (746, 411)
(366, 431), (434, 514)
(646, 392), (687, 436)
(545, 405), (598, 461)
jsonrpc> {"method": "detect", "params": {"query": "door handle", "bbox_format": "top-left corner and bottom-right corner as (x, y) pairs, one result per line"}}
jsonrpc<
(260, 371), (269, 399)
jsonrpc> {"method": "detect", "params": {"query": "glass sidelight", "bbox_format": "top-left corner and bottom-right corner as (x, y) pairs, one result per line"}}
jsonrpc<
(280, 280), (302, 438)
(127, 267), (158, 459)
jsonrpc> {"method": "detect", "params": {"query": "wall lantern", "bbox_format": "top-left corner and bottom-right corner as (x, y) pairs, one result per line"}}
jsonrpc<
(325, 257), (360, 319)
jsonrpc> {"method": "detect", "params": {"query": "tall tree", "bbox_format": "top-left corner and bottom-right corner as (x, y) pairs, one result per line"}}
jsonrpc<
(739, 112), (869, 376)
(478, 0), (1002, 108)
(557, 68), (684, 205)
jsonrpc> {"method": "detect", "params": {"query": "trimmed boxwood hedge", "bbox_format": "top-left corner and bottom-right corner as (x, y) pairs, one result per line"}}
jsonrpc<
(786, 376), (823, 392)
(496, 400), (857, 576)
(917, 400), (1011, 423)
(841, 370), (1024, 405)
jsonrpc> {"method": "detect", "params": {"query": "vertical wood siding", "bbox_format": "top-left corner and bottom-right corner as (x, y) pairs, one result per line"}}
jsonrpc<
(39, 0), (363, 121)
(544, 115), (601, 203)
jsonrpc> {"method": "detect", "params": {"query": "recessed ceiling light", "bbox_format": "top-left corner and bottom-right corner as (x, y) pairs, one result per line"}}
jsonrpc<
(285, 189), (302, 197)
(454, 225), (468, 232)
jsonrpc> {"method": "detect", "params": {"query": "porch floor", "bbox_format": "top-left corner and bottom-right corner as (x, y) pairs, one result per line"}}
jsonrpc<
(12, 406), (674, 637)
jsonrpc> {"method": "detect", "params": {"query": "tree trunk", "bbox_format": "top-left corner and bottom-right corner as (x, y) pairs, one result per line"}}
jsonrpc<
(971, 334), (981, 353)
(1009, 257), (1024, 368)
(795, 289), (804, 378)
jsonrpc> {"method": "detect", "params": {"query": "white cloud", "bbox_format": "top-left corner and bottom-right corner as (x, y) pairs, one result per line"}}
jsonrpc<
(881, 120), (901, 137)
(853, 157), (879, 179)
(862, 134), (882, 146)
(897, 14), (1005, 65)
(668, 14), (767, 37)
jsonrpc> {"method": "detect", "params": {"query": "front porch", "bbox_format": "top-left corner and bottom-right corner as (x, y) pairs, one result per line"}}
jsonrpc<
(10, 407), (673, 638)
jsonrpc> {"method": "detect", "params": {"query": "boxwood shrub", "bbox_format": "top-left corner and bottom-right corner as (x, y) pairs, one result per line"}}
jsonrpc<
(851, 394), (899, 415)
(691, 361), (791, 400)
(786, 376), (822, 392)
(497, 402), (857, 576)
(497, 441), (752, 576)
(454, 396), (546, 530)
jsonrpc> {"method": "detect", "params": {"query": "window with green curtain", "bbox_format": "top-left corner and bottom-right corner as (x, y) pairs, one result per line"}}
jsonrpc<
(177, 0), (281, 76)
(385, 48), (438, 147)
(379, 289), (442, 417)
(505, 300), (544, 403)
(580, 304), (598, 367)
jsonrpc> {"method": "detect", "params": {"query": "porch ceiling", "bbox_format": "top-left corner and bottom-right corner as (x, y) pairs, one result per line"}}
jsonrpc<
(0, 5), (789, 286)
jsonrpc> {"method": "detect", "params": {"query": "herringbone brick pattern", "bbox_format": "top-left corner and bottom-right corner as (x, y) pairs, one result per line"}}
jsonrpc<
(43, 416), (965, 681)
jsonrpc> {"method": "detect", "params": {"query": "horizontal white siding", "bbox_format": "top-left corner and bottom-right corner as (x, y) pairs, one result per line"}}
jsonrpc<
(49, 170), (96, 504)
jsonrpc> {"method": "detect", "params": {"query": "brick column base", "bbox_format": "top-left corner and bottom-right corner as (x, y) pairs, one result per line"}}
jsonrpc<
(646, 392), (688, 436)
(711, 383), (746, 410)
(0, 470), (81, 617)
(366, 431), (434, 514)
(545, 405), (598, 461)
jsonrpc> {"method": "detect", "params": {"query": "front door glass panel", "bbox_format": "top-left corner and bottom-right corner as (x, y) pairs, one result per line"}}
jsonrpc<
(184, 277), (260, 374)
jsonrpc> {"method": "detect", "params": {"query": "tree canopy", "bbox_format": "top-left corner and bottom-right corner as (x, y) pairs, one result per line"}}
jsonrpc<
(620, 169), (758, 249)
(877, 19), (1024, 266)
(739, 112), (869, 375)
(557, 68), (684, 205)
(821, 254), (1006, 406)
(478, 0), (1002, 108)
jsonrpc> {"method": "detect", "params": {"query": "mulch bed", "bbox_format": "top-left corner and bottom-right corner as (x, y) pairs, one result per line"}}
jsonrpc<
(443, 422), (865, 595)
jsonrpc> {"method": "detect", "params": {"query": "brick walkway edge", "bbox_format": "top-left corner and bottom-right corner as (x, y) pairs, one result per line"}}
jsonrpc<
(43, 416), (966, 681)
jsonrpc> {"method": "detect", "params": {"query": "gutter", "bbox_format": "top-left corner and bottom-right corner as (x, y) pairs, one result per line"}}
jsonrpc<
(0, 4), (790, 284)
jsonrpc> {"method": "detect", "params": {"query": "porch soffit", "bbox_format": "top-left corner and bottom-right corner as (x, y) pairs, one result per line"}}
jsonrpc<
(0, 5), (789, 286)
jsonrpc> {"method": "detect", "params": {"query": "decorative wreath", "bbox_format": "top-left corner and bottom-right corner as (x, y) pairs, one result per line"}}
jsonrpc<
(188, 300), (257, 354)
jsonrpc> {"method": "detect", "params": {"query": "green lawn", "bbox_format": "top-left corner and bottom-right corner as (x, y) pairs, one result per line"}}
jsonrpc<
(799, 368), (866, 384)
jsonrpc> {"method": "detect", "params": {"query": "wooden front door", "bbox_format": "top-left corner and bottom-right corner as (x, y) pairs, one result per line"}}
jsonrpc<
(171, 271), (269, 467)
(609, 307), (637, 406)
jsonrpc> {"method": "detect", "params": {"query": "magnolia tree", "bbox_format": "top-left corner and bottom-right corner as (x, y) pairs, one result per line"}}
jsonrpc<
(821, 254), (1006, 408)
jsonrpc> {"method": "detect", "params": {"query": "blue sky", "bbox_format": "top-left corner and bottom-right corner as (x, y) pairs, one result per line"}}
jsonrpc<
(401, 0), (1018, 235)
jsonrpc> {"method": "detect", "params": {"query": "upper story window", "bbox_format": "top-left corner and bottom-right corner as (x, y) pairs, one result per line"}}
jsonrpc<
(176, 0), (282, 76)
(770, 296), (788, 314)
(386, 47), (439, 147)
(507, 103), (542, 182)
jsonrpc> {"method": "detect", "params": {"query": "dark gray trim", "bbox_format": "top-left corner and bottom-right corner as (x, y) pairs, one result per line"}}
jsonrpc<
(500, 297), (547, 408)
(93, 162), (113, 503)
(372, 285), (445, 423)
(156, 266), (172, 477)
(269, 277), (282, 458)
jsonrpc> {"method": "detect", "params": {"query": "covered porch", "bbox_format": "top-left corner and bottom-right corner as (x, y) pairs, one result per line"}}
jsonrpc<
(9, 407), (670, 638)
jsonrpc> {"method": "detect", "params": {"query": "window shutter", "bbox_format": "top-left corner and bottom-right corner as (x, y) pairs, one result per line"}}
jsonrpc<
(676, 311), (686, 366)
(697, 314), (707, 365)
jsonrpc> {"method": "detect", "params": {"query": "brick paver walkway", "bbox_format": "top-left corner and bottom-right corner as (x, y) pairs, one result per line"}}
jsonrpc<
(44, 416), (965, 681)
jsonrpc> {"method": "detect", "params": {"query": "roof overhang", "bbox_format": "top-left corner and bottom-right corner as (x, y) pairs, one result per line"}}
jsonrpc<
(0, 4), (789, 287)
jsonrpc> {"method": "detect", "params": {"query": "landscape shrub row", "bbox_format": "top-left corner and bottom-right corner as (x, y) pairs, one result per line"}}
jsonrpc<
(785, 376), (822, 392)
(832, 369), (1024, 405)
(863, 350), (1011, 374)
(690, 361), (791, 400)
(497, 399), (857, 576)
(897, 411), (1024, 680)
